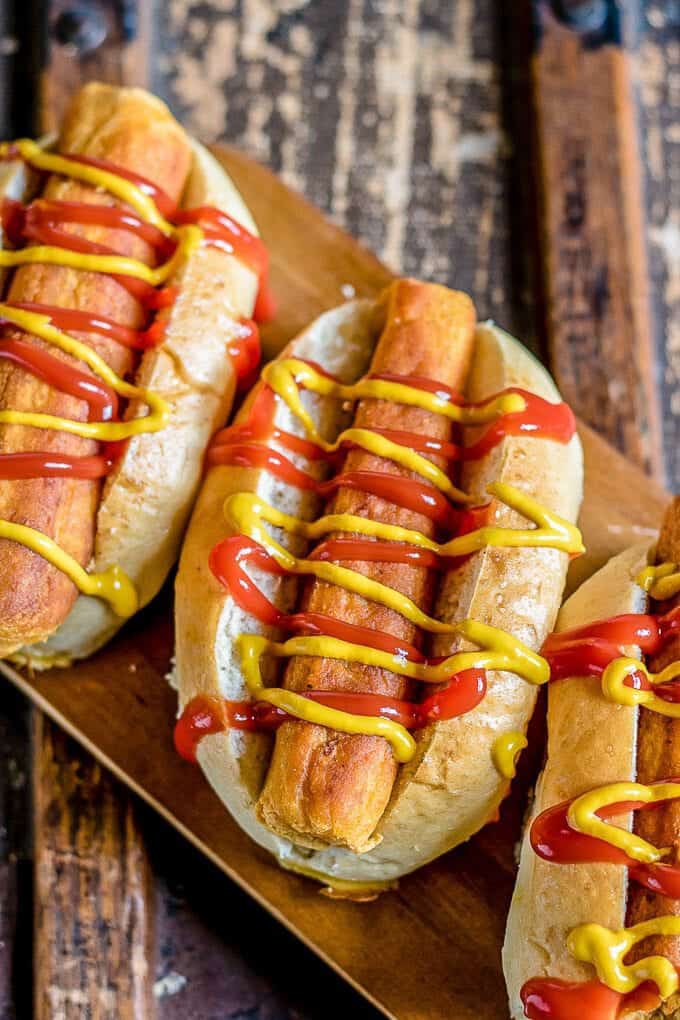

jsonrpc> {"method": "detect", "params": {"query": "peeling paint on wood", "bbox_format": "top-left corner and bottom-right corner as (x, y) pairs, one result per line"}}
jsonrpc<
(156, 0), (519, 334)
(634, 2), (680, 486)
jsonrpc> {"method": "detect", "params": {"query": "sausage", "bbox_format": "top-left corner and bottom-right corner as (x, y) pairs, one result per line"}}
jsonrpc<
(257, 279), (476, 852)
(627, 497), (680, 993)
(0, 84), (192, 654)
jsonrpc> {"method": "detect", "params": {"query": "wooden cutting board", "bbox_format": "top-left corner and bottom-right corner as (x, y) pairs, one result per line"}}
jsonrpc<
(0, 146), (667, 1020)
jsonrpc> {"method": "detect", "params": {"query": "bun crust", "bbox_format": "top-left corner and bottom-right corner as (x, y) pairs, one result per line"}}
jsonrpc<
(176, 307), (584, 888)
(503, 544), (650, 1019)
(20, 140), (259, 664)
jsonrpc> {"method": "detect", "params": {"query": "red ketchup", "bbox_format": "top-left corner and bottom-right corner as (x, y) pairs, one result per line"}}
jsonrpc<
(0, 151), (269, 481)
(521, 977), (662, 1020)
(520, 978), (624, 1020)
(184, 369), (577, 755)
(543, 608), (680, 699)
(530, 788), (680, 898)
(523, 605), (680, 1018)
(174, 670), (486, 764)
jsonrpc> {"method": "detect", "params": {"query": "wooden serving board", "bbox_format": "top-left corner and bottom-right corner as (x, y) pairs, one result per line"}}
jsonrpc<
(0, 147), (668, 1020)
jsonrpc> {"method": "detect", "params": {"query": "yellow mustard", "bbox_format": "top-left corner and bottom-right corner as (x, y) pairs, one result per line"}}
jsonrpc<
(0, 520), (138, 618)
(0, 224), (201, 285)
(262, 358), (528, 505)
(0, 139), (175, 234)
(236, 621), (548, 762)
(492, 731), (528, 779)
(568, 780), (680, 863)
(602, 655), (680, 719)
(224, 479), (584, 564)
(568, 916), (680, 1000)
(279, 858), (396, 898)
(637, 561), (680, 602)
(0, 140), (202, 614)
(0, 304), (170, 440)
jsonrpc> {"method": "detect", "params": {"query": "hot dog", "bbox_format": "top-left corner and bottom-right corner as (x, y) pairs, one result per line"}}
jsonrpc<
(0, 82), (268, 666)
(258, 282), (476, 852)
(504, 500), (680, 1018)
(174, 279), (583, 893)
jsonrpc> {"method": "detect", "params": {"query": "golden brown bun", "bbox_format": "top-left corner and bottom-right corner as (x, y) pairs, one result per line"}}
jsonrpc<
(0, 83), (192, 656)
(257, 282), (477, 853)
(11, 98), (259, 665)
(503, 544), (650, 1019)
(175, 304), (584, 889)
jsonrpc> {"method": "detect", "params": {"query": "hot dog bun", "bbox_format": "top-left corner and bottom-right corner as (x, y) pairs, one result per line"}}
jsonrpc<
(175, 291), (583, 890)
(0, 85), (259, 666)
(503, 545), (649, 1018)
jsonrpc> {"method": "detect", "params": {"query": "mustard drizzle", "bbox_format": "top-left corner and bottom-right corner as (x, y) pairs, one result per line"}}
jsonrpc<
(262, 358), (528, 505)
(224, 480), (584, 564)
(561, 560), (680, 717)
(602, 655), (680, 719)
(492, 731), (528, 779)
(568, 780), (680, 864)
(542, 561), (680, 999)
(223, 362), (581, 754)
(237, 621), (549, 763)
(637, 560), (680, 602)
(568, 917), (680, 1001)
(0, 140), (201, 616)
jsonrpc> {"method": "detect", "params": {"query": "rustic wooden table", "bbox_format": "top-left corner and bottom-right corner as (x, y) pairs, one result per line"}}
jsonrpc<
(0, 1), (677, 1017)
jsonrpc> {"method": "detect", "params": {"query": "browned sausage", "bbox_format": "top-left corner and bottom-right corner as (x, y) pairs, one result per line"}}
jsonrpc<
(257, 279), (476, 851)
(0, 84), (192, 655)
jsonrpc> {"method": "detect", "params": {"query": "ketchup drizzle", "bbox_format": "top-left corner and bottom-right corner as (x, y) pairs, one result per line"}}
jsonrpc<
(522, 602), (680, 1017)
(190, 367), (576, 755)
(0, 149), (269, 481)
(175, 670), (487, 764)
(530, 788), (680, 898)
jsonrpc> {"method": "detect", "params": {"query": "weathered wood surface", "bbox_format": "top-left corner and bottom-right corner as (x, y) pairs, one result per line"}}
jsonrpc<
(532, 1), (662, 477)
(0, 684), (31, 1020)
(33, 718), (154, 1020)
(0, 0), (676, 1017)
(634, 1), (680, 486)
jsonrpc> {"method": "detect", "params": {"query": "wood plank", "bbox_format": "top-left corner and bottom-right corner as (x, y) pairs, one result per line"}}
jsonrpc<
(0, 145), (669, 1020)
(0, 684), (32, 1020)
(532, 1), (663, 477)
(633, 3), (680, 487)
(33, 716), (154, 1020)
(0, 7), (39, 1015)
(145, 810), (378, 1019)
(41, 0), (151, 133)
(157, 0), (527, 341)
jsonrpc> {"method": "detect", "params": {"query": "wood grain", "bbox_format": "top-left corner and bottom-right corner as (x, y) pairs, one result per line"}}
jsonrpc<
(42, 0), (151, 134)
(157, 0), (523, 344)
(634, 2), (680, 488)
(0, 145), (669, 1020)
(0, 684), (31, 1020)
(532, 1), (662, 478)
(33, 717), (154, 1020)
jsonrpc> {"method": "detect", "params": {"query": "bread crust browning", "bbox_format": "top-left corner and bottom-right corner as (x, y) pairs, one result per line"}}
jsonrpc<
(175, 303), (583, 888)
(502, 545), (648, 1019)
(22, 139), (260, 664)
(627, 497), (680, 996)
(257, 280), (476, 852)
(0, 83), (192, 655)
